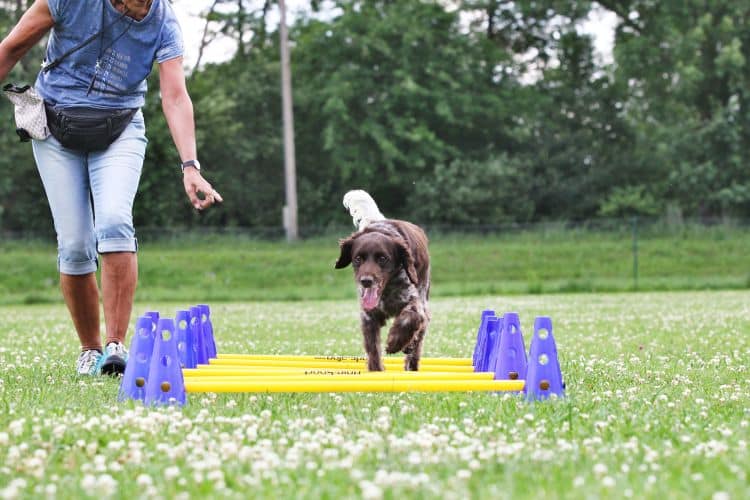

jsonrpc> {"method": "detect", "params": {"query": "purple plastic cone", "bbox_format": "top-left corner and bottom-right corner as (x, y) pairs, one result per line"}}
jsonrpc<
(175, 310), (197, 369)
(144, 318), (186, 406)
(474, 314), (498, 372)
(483, 316), (505, 373)
(525, 316), (564, 400)
(198, 304), (217, 360)
(145, 311), (160, 327)
(472, 309), (496, 367)
(190, 306), (208, 365)
(476, 316), (502, 372)
(118, 316), (157, 402)
(494, 312), (528, 386)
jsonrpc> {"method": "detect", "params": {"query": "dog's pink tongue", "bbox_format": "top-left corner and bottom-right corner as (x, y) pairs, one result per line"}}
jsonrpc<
(361, 288), (380, 310)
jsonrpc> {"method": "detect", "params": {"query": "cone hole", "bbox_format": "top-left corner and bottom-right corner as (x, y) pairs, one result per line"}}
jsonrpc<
(178, 320), (188, 330)
(161, 355), (171, 367)
(139, 327), (149, 339)
(202, 314), (207, 323)
(161, 330), (171, 341)
(191, 317), (199, 327)
(135, 377), (146, 387)
(539, 380), (550, 390)
(538, 328), (549, 340)
(538, 354), (549, 365)
(161, 381), (171, 392)
(509, 371), (519, 380)
(509, 325), (516, 335)
(177, 341), (186, 353)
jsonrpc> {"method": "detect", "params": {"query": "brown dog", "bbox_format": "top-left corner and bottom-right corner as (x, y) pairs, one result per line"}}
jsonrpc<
(335, 191), (431, 371)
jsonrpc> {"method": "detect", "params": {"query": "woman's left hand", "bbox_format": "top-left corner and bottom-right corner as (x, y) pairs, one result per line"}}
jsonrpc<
(183, 168), (223, 210)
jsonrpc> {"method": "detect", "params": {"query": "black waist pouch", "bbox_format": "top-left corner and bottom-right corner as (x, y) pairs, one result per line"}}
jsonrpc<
(45, 104), (137, 152)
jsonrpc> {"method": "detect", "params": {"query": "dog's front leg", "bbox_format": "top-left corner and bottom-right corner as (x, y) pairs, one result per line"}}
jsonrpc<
(361, 311), (386, 371)
(386, 300), (427, 357)
(402, 303), (430, 371)
(403, 326), (427, 371)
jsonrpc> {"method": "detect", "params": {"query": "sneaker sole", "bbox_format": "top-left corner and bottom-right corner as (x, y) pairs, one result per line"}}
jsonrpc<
(100, 355), (127, 376)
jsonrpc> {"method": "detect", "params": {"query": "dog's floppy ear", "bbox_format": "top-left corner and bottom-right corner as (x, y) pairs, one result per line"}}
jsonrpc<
(335, 236), (354, 269)
(395, 239), (419, 285)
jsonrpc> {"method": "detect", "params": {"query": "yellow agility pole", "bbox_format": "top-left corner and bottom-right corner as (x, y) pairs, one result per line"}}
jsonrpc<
(184, 378), (524, 393)
(207, 358), (475, 372)
(183, 369), (495, 380)
(217, 353), (473, 366)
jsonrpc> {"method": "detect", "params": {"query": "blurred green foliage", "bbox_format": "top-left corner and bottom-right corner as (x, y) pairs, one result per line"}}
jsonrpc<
(1, 0), (749, 232)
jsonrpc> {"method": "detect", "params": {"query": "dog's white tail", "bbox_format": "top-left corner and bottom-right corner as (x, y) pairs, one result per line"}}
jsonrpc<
(343, 190), (386, 230)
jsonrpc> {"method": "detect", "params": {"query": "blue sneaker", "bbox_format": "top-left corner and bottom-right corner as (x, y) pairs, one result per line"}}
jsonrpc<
(98, 342), (129, 376)
(76, 349), (103, 376)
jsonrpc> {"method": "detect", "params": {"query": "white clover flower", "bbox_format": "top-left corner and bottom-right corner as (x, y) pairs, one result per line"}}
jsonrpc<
(136, 474), (153, 487)
(0, 478), (28, 500)
(107, 440), (125, 451)
(359, 480), (382, 500)
(593, 463), (608, 476)
(9, 419), (25, 436)
(164, 466), (180, 480)
(207, 469), (225, 485)
(80, 474), (96, 491)
(23, 456), (45, 479)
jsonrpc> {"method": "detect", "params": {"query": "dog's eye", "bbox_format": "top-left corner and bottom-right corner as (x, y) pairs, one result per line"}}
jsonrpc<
(353, 255), (362, 265)
(377, 255), (389, 265)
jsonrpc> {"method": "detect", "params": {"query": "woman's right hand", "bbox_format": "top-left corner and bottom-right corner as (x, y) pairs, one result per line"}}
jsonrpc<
(182, 167), (223, 211)
(0, 0), (54, 81)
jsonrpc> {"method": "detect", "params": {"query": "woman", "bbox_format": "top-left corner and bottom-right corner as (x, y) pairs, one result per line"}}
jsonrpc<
(0, 0), (222, 375)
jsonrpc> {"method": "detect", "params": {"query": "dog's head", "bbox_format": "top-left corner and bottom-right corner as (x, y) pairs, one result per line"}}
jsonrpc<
(335, 230), (418, 311)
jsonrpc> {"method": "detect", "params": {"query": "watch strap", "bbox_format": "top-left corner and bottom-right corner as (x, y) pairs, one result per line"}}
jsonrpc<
(180, 159), (200, 171)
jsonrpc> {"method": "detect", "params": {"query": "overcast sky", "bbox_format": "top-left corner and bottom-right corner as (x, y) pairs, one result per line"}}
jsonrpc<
(172, 0), (617, 69)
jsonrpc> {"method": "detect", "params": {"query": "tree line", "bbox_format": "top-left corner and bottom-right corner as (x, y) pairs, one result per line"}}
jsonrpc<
(1, 0), (748, 234)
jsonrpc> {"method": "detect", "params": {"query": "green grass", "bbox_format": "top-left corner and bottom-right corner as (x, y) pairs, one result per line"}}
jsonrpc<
(1, 225), (749, 305)
(0, 291), (748, 498)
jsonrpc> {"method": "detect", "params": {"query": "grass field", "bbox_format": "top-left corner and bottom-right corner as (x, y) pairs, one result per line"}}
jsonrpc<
(1, 224), (749, 305)
(1, 291), (748, 498)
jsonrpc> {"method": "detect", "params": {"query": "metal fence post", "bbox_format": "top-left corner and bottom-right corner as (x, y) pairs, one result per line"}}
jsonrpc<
(631, 216), (639, 290)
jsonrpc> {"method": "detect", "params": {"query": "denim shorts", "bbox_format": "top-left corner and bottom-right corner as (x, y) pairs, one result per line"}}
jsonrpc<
(32, 110), (147, 275)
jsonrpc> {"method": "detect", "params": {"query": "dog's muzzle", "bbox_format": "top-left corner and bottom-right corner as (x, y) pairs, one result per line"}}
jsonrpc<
(359, 276), (381, 311)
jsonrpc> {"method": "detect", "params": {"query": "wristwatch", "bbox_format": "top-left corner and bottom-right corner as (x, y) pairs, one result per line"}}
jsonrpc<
(180, 159), (201, 171)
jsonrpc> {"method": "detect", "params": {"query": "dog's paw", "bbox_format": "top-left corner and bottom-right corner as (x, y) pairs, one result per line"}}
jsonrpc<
(385, 333), (411, 354)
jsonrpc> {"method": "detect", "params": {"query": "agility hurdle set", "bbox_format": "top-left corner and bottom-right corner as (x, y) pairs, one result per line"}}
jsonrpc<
(118, 306), (564, 406)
